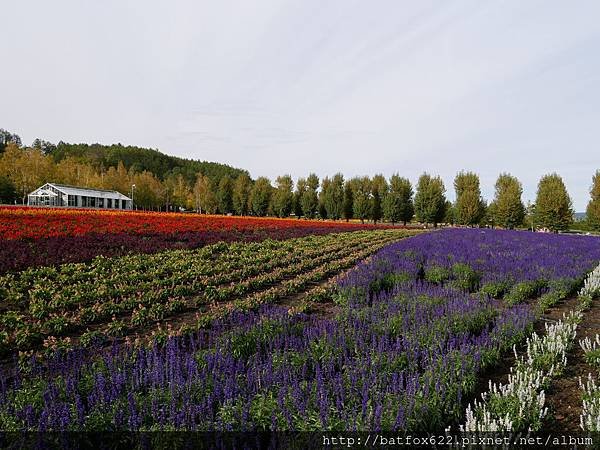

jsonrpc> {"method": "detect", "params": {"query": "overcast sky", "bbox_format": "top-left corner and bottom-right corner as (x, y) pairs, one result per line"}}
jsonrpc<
(1, 1), (598, 210)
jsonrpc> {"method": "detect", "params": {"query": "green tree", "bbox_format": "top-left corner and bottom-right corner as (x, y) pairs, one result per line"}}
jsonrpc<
(383, 175), (414, 225)
(217, 175), (234, 214)
(294, 178), (307, 218)
(454, 171), (485, 226)
(0, 176), (17, 204)
(586, 170), (600, 231)
(301, 173), (319, 219)
(414, 173), (446, 227)
(321, 173), (345, 220)
(352, 176), (372, 223)
(370, 174), (387, 224)
(533, 173), (573, 232)
(489, 173), (525, 229)
(0, 129), (22, 152)
(250, 177), (272, 216)
(318, 177), (331, 219)
(232, 173), (252, 216)
(272, 175), (294, 217)
(342, 180), (354, 222)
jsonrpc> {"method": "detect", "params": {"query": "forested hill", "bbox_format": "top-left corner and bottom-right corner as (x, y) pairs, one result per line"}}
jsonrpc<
(48, 142), (250, 184)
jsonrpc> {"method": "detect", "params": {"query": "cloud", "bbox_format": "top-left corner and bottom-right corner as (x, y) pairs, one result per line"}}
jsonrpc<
(1, 0), (598, 209)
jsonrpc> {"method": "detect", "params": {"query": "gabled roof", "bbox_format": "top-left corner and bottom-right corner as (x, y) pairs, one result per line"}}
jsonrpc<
(31, 183), (132, 200)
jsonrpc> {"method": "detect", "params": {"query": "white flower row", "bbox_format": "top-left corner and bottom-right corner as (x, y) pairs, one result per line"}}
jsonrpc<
(579, 263), (600, 431)
(580, 334), (600, 355)
(580, 264), (600, 300)
(580, 374), (600, 431)
(459, 310), (581, 432)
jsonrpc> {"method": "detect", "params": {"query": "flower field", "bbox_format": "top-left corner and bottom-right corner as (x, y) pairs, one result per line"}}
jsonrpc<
(0, 207), (396, 273)
(0, 229), (413, 356)
(1, 227), (600, 435)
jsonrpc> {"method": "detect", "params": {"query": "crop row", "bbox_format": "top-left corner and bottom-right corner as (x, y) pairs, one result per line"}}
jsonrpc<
(0, 230), (413, 355)
(460, 262), (600, 432)
(0, 206), (394, 241)
(0, 207), (398, 273)
(1, 229), (599, 433)
(578, 265), (600, 431)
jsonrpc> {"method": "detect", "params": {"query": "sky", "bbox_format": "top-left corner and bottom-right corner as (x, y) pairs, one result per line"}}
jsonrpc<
(1, 1), (598, 210)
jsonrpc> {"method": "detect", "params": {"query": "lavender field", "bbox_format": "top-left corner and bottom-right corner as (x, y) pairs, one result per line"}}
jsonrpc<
(1, 228), (600, 436)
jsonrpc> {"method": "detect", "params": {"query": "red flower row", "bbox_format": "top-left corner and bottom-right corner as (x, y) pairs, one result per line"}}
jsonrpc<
(0, 206), (394, 241)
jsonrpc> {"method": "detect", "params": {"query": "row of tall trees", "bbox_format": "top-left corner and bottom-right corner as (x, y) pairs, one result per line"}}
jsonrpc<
(1, 129), (597, 231)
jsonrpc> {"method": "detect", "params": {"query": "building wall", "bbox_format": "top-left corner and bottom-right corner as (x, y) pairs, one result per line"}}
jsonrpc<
(28, 185), (132, 209)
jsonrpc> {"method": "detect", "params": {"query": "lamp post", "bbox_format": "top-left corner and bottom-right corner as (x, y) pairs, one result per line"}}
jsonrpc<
(131, 184), (136, 210)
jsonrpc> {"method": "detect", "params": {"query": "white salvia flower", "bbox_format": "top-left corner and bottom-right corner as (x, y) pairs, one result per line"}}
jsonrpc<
(580, 334), (600, 354)
(581, 265), (600, 298)
(459, 309), (580, 432)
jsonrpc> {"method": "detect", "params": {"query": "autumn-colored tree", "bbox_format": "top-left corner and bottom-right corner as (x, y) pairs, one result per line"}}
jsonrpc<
(586, 170), (600, 231)
(0, 144), (55, 203)
(55, 156), (101, 188)
(489, 173), (525, 229)
(193, 174), (217, 214)
(131, 171), (164, 210)
(534, 173), (573, 232)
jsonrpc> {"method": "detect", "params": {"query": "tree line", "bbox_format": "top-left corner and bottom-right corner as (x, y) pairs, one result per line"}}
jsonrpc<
(1, 128), (599, 231)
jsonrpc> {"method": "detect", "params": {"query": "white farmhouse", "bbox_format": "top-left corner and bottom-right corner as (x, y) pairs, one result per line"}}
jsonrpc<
(27, 183), (133, 209)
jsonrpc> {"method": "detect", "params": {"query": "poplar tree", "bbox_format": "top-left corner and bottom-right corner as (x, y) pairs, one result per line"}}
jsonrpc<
(318, 177), (331, 219)
(217, 175), (234, 214)
(250, 177), (272, 216)
(586, 170), (600, 230)
(489, 173), (525, 229)
(371, 174), (387, 224)
(414, 173), (446, 227)
(533, 173), (573, 232)
(342, 180), (354, 222)
(232, 173), (252, 216)
(322, 173), (344, 220)
(352, 176), (372, 223)
(272, 175), (294, 217)
(294, 177), (307, 218)
(383, 175), (414, 225)
(301, 173), (319, 219)
(454, 171), (485, 226)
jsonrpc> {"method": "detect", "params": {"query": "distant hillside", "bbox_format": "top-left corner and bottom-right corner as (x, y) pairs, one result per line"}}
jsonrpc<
(49, 142), (250, 184)
(574, 212), (586, 221)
